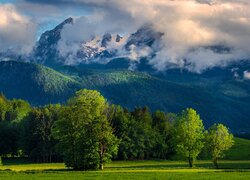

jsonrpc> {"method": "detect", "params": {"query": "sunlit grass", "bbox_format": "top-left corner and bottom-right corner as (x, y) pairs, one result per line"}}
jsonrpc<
(1, 137), (249, 179)
(0, 163), (66, 172)
(1, 160), (250, 171)
(0, 160), (250, 179)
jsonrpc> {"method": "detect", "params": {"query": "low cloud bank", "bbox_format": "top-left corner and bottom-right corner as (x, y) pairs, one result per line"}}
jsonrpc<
(0, 4), (37, 55)
(3, 0), (250, 72)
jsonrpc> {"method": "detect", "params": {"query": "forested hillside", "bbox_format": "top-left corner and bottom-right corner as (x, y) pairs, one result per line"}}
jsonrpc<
(0, 61), (250, 132)
(0, 61), (79, 105)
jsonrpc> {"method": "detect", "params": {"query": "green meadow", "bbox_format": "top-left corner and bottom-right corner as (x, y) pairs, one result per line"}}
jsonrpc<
(224, 138), (250, 160)
(0, 137), (250, 179)
(0, 160), (250, 180)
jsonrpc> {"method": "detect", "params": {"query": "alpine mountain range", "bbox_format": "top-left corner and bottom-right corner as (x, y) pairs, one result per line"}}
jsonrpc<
(1, 17), (250, 133)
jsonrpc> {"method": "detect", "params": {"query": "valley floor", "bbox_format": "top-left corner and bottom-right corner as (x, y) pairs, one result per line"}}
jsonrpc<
(0, 160), (250, 179)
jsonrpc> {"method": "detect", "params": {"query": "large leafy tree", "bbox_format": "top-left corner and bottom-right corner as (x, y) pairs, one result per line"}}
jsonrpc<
(53, 89), (118, 170)
(206, 124), (234, 168)
(174, 108), (205, 167)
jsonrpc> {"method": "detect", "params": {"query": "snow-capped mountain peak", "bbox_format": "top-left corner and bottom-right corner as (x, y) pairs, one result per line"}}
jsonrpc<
(0, 18), (163, 67)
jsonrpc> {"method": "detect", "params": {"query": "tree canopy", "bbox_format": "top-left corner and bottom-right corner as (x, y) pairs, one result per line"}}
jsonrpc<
(0, 91), (235, 170)
(174, 108), (205, 167)
(206, 124), (234, 168)
(53, 89), (118, 170)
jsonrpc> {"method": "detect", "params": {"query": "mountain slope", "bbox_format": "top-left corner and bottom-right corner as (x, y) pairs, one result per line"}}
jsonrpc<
(58, 65), (250, 133)
(0, 61), (250, 133)
(0, 61), (79, 105)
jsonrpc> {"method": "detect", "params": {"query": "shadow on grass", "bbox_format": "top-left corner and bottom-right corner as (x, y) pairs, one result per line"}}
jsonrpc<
(1, 160), (250, 174)
(107, 161), (250, 170)
(2, 158), (32, 166)
(107, 163), (216, 170)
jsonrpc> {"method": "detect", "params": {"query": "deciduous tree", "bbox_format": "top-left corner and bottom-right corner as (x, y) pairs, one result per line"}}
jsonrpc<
(174, 108), (205, 167)
(53, 89), (118, 170)
(206, 124), (234, 168)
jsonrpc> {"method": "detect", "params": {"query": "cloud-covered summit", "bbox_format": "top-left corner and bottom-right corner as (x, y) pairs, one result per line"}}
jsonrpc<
(55, 0), (250, 72)
(2, 0), (250, 72)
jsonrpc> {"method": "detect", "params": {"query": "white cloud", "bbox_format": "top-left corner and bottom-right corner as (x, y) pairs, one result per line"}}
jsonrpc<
(128, 45), (152, 62)
(0, 0), (248, 72)
(243, 71), (250, 80)
(126, 0), (250, 72)
(0, 4), (37, 55)
(52, 0), (250, 72)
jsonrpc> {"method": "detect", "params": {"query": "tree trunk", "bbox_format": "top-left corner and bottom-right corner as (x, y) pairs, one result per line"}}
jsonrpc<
(0, 156), (2, 166)
(213, 157), (219, 169)
(99, 162), (103, 170)
(99, 143), (105, 170)
(49, 151), (52, 163)
(188, 157), (193, 167)
(99, 150), (104, 170)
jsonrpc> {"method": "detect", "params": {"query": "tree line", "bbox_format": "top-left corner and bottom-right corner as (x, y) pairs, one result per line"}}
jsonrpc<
(0, 89), (234, 170)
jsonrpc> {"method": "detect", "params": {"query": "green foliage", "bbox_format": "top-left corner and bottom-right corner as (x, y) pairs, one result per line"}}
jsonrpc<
(0, 61), (79, 105)
(128, 107), (157, 159)
(0, 96), (31, 158)
(0, 94), (10, 121)
(6, 99), (31, 123)
(206, 124), (234, 168)
(1, 61), (250, 133)
(110, 105), (131, 160)
(111, 106), (167, 160)
(0, 94), (31, 123)
(152, 111), (177, 159)
(53, 89), (118, 170)
(0, 91), (237, 170)
(174, 108), (205, 167)
(22, 104), (61, 163)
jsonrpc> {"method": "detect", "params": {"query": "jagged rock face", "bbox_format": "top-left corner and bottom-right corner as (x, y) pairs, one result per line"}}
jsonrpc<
(125, 24), (164, 50)
(32, 18), (74, 65)
(101, 33), (112, 47)
(28, 18), (163, 66)
(116, 35), (122, 42)
(0, 17), (236, 70)
(0, 17), (164, 67)
(74, 35), (118, 64)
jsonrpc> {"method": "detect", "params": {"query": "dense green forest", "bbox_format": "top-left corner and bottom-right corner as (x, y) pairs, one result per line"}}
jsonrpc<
(1, 61), (250, 133)
(0, 89), (234, 170)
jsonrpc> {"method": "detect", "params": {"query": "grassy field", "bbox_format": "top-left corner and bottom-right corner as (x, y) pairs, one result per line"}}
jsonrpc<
(224, 138), (250, 160)
(0, 160), (250, 179)
(0, 138), (249, 179)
